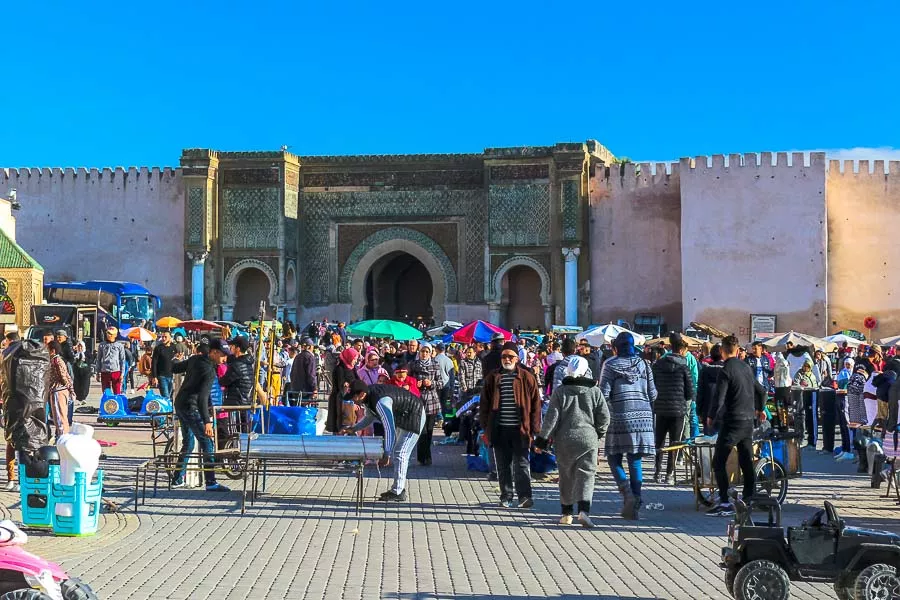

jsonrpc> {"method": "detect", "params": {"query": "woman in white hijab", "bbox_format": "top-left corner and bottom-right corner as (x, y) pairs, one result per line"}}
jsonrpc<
(535, 356), (609, 527)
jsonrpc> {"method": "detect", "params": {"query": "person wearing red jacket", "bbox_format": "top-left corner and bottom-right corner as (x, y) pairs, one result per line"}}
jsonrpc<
(388, 364), (420, 397)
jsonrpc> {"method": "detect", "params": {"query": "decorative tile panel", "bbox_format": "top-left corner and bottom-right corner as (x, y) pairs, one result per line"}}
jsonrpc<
(299, 190), (484, 304)
(489, 164), (549, 181)
(221, 188), (281, 249)
(284, 190), (298, 219)
(562, 180), (581, 242)
(222, 168), (280, 185)
(488, 184), (550, 246)
(187, 188), (204, 245)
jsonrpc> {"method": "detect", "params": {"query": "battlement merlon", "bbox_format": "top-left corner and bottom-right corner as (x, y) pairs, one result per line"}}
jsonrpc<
(680, 152), (827, 172)
(595, 161), (681, 192)
(2, 167), (178, 180)
(828, 159), (900, 176)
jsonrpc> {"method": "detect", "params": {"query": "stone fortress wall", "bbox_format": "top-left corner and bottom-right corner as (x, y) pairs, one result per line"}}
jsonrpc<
(3, 144), (899, 339)
(0, 167), (185, 310)
(589, 151), (900, 341)
(827, 159), (900, 337)
(590, 161), (682, 331)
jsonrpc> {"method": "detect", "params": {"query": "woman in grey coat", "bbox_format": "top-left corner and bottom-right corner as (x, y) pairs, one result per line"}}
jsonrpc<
(536, 356), (609, 527)
(600, 332), (657, 521)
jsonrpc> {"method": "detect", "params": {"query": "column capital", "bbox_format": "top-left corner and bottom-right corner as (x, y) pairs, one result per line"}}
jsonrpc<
(562, 247), (581, 261)
(187, 250), (209, 265)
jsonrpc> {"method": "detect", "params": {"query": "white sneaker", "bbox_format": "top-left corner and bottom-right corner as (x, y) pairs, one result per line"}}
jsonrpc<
(559, 514), (573, 525)
(577, 511), (594, 528)
(3, 481), (17, 492)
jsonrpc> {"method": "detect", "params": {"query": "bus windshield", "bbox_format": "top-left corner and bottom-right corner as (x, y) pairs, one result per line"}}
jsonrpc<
(120, 295), (154, 321)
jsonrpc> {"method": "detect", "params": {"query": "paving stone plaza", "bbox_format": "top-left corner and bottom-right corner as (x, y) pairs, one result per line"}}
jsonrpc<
(7, 386), (893, 600)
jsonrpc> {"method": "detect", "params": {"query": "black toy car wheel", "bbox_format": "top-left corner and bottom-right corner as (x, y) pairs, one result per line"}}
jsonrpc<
(854, 563), (900, 600)
(725, 566), (738, 598)
(61, 577), (99, 600)
(733, 559), (789, 600)
(833, 574), (854, 600)
(0, 590), (54, 600)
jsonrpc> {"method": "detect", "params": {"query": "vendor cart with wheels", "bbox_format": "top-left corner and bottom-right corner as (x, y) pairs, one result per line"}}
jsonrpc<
(663, 429), (803, 510)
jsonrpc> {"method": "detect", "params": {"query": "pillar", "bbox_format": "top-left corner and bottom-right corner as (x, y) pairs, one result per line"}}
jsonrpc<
(562, 247), (580, 326)
(188, 251), (208, 319)
(488, 302), (501, 325)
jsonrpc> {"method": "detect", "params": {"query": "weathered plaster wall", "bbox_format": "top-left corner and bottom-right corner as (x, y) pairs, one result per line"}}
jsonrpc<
(0, 167), (185, 310)
(680, 152), (828, 340)
(589, 162), (683, 329)
(827, 160), (900, 338)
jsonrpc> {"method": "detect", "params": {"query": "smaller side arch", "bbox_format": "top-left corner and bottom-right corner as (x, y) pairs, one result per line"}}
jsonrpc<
(492, 256), (550, 305)
(224, 258), (279, 306)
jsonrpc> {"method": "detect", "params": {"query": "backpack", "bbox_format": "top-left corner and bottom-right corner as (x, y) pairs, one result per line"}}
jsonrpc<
(544, 360), (561, 394)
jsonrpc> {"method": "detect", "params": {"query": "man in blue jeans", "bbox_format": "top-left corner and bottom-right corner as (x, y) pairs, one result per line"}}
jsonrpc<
(171, 340), (230, 491)
(151, 330), (177, 399)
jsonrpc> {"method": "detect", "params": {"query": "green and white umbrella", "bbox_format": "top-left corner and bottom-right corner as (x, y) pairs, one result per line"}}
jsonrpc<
(346, 319), (423, 341)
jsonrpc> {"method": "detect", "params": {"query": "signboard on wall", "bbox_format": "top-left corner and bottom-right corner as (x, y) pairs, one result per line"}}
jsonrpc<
(750, 314), (776, 341)
(0, 278), (15, 325)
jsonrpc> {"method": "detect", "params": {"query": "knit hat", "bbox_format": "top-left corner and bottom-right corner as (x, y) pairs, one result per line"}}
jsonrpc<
(564, 355), (589, 378)
(501, 341), (518, 353)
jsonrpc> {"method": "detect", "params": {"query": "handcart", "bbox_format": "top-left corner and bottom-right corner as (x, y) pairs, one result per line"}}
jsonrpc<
(661, 429), (803, 511)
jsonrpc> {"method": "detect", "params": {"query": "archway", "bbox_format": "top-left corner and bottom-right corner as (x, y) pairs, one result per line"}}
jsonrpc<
(234, 268), (271, 322)
(341, 228), (456, 322)
(501, 266), (544, 330)
(364, 252), (433, 321)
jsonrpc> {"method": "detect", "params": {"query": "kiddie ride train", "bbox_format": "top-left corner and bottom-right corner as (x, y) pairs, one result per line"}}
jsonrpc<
(97, 389), (172, 427)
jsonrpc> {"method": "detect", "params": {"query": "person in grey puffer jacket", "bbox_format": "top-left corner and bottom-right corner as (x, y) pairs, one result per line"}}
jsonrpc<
(94, 327), (127, 394)
(535, 356), (609, 528)
(600, 332), (656, 521)
(651, 339), (694, 484)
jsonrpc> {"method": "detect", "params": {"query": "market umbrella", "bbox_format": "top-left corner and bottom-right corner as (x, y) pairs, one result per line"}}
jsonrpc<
(879, 335), (900, 347)
(155, 316), (182, 329)
(121, 326), (156, 342)
(577, 323), (646, 347)
(761, 331), (836, 352)
(180, 319), (224, 332)
(824, 333), (865, 348)
(643, 334), (705, 349)
(247, 320), (283, 333)
(346, 319), (423, 340)
(689, 321), (731, 339)
(442, 320), (512, 344)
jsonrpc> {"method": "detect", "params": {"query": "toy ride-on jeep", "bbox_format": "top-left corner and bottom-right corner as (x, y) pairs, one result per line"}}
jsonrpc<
(721, 494), (900, 600)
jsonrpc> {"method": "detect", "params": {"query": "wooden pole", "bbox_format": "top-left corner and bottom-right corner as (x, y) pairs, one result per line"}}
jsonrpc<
(251, 301), (265, 411)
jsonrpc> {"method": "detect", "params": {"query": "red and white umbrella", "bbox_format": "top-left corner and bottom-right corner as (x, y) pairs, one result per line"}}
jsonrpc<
(179, 319), (224, 332)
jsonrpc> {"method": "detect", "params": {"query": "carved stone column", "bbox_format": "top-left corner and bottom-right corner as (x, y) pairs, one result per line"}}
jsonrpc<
(187, 250), (209, 319)
(562, 247), (581, 326)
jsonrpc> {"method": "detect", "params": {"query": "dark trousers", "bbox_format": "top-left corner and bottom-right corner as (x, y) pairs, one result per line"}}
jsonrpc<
(439, 385), (452, 417)
(175, 408), (217, 486)
(416, 414), (436, 463)
(837, 394), (853, 453)
(654, 414), (683, 476)
(820, 389), (837, 452)
(492, 425), (532, 501)
(804, 390), (819, 447)
(713, 421), (755, 504)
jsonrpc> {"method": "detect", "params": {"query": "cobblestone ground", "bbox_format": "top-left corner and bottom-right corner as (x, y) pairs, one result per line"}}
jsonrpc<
(10, 386), (899, 599)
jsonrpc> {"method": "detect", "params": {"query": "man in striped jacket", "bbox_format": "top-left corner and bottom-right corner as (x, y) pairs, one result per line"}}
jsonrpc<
(344, 381), (426, 501)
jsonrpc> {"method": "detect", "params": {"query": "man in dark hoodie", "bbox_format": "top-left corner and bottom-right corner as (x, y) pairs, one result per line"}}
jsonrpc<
(651, 333), (694, 483)
(219, 336), (255, 432)
(290, 337), (318, 398)
(481, 332), (505, 377)
(706, 335), (767, 516)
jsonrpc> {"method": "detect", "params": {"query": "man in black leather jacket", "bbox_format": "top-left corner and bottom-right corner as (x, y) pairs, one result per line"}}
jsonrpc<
(220, 337), (255, 432)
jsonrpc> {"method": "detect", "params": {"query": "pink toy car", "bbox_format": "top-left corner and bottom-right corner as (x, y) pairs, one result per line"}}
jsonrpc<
(0, 520), (98, 599)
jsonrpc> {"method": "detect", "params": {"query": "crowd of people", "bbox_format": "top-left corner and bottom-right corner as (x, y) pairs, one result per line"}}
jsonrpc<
(12, 316), (894, 525)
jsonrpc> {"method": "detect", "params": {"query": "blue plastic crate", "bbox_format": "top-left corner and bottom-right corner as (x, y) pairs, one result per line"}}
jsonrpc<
(51, 470), (103, 537)
(19, 464), (58, 529)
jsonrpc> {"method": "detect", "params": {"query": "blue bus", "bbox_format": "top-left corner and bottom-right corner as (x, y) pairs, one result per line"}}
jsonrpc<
(43, 280), (161, 330)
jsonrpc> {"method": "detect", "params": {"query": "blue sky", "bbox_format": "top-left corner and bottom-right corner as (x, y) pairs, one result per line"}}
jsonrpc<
(1, 0), (897, 167)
